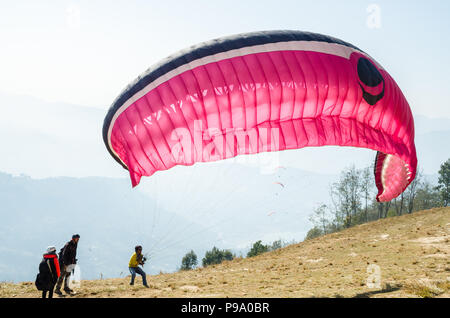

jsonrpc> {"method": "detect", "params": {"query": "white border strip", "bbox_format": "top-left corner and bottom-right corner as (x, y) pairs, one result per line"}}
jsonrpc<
(108, 40), (365, 165)
(380, 153), (392, 194)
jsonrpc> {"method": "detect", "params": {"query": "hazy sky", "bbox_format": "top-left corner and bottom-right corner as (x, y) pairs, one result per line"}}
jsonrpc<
(0, 0), (449, 118)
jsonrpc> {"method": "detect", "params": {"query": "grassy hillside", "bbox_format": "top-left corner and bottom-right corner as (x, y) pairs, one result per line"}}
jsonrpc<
(1, 207), (448, 298)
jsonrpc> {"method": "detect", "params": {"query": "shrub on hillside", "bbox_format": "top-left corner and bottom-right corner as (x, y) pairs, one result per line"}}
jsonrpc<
(202, 247), (234, 267)
(180, 250), (198, 271)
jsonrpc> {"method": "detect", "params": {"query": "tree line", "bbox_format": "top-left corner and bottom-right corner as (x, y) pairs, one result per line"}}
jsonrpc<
(306, 158), (449, 240)
(179, 240), (292, 271)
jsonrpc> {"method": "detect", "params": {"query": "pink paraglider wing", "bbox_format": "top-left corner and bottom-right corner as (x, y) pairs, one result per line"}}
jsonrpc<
(103, 30), (417, 202)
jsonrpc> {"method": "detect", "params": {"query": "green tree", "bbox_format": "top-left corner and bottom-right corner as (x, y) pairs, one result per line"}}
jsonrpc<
(377, 201), (391, 219)
(415, 181), (441, 211)
(270, 240), (283, 251)
(202, 247), (233, 267)
(393, 192), (405, 216)
(360, 166), (374, 222)
(404, 169), (422, 213)
(331, 165), (362, 227)
(305, 227), (323, 240)
(247, 240), (269, 257)
(305, 162), (444, 242)
(180, 250), (197, 271)
(309, 204), (329, 234)
(436, 158), (450, 206)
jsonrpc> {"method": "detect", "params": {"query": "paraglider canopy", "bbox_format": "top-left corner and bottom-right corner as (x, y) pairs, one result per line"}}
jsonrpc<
(102, 30), (417, 202)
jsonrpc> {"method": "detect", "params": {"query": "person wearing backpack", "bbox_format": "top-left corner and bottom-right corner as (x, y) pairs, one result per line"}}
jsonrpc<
(55, 234), (80, 295)
(35, 246), (61, 298)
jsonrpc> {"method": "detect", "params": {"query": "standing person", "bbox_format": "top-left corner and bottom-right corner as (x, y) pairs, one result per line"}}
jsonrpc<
(129, 245), (149, 288)
(55, 234), (80, 295)
(36, 246), (61, 298)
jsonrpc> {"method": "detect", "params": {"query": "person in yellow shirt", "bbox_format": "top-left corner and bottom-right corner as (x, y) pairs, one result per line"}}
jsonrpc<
(129, 245), (149, 287)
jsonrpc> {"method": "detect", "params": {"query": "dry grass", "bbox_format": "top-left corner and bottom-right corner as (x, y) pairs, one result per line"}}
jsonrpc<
(1, 207), (449, 298)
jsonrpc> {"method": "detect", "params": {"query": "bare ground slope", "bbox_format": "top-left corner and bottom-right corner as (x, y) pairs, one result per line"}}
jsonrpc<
(1, 207), (449, 298)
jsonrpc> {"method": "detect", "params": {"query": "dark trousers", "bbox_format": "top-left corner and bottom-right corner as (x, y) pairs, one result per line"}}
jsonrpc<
(55, 266), (71, 291)
(42, 284), (55, 298)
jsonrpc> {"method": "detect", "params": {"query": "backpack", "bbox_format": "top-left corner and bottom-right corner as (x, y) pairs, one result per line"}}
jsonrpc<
(35, 273), (44, 291)
(58, 245), (67, 265)
(34, 259), (52, 291)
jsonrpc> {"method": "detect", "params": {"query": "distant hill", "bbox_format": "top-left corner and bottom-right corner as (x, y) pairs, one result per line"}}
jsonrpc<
(0, 165), (343, 283)
(1, 207), (448, 298)
(0, 172), (218, 282)
(0, 92), (119, 178)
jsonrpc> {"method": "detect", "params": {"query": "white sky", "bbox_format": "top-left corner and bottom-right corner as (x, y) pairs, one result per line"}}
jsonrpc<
(0, 0), (449, 118)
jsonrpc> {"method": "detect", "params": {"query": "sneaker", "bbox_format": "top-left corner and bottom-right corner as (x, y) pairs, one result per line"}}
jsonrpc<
(144, 284), (149, 288)
(64, 288), (73, 294)
(54, 289), (63, 295)
(130, 282), (134, 286)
